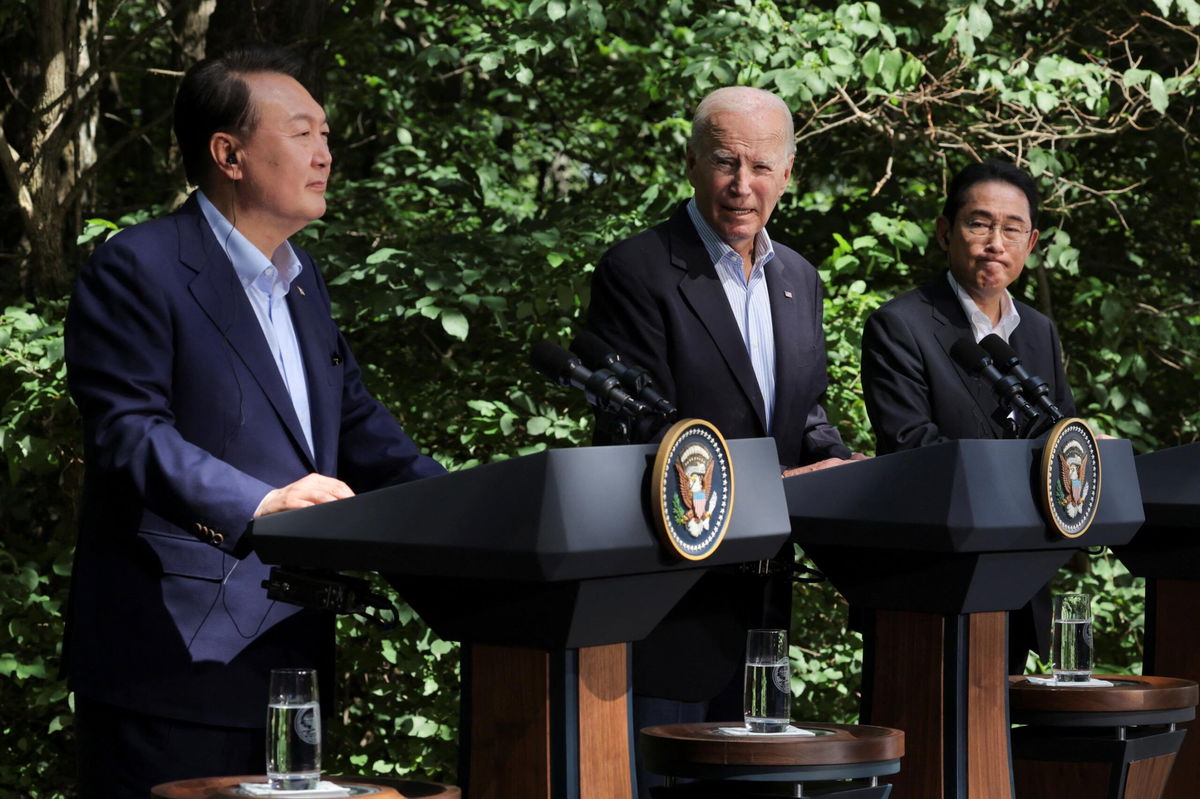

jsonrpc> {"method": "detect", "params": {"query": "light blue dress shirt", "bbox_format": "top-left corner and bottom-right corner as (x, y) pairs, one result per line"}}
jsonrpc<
(686, 198), (778, 433)
(197, 191), (314, 459)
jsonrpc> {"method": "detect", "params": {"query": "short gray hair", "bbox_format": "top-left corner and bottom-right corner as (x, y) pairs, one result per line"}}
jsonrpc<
(688, 86), (796, 157)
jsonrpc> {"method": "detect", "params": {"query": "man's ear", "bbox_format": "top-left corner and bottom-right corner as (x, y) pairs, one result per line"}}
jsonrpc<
(210, 133), (241, 180)
(934, 215), (951, 250)
(684, 145), (700, 189)
(1025, 227), (1040, 254)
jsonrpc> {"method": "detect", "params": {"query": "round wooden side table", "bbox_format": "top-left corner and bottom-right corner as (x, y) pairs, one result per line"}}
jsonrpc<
(639, 722), (904, 797)
(1009, 674), (1198, 799)
(150, 774), (460, 798)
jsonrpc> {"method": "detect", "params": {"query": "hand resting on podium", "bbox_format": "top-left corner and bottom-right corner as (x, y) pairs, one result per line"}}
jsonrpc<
(783, 452), (869, 477)
(254, 473), (356, 518)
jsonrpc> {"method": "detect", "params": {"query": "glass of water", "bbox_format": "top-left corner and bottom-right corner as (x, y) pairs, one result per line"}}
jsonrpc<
(267, 668), (321, 789)
(1052, 593), (1094, 683)
(744, 628), (790, 732)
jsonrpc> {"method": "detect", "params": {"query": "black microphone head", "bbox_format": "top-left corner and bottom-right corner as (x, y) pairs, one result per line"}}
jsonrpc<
(978, 334), (1019, 369)
(949, 337), (993, 373)
(529, 340), (578, 381)
(570, 330), (618, 370)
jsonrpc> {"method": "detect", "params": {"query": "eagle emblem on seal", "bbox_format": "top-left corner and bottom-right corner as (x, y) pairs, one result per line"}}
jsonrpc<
(652, 418), (733, 560)
(674, 446), (715, 538)
(1040, 417), (1101, 538)
(1057, 444), (1090, 518)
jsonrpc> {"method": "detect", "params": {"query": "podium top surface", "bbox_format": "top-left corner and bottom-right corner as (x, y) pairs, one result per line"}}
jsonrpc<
(784, 438), (1143, 552)
(1136, 442), (1200, 528)
(252, 437), (791, 581)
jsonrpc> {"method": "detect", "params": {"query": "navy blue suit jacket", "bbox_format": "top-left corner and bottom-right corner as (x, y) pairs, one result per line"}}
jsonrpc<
(64, 195), (444, 727)
(586, 204), (849, 701)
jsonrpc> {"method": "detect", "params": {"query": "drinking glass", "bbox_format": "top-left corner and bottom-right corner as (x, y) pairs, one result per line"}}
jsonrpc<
(1052, 593), (1094, 683)
(266, 668), (321, 789)
(743, 628), (790, 732)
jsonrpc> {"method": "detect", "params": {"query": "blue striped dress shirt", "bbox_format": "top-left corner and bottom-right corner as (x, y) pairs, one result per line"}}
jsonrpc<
(686, 198), (778, 433)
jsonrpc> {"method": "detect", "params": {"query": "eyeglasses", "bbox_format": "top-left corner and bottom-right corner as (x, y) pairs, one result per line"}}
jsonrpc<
(962, 219), (1031, 244)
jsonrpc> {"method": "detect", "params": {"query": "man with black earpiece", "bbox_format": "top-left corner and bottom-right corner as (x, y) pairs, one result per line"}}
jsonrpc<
(64, 44), (445, 798)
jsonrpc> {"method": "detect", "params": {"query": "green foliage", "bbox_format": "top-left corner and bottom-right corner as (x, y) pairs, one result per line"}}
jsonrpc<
(2, 0), (1199, 794)
(330, 593), (459, 781)
(790, 575), (862, 723)
(0, 303), (80, 799)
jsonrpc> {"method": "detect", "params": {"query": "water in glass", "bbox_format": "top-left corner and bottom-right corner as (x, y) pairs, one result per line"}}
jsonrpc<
(744, 659), (790, 732)
(267, 700), (321, 789)
(1052, 618), (1094, 682)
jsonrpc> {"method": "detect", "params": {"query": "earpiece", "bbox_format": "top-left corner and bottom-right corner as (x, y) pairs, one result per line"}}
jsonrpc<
(227, 154), (238, 164)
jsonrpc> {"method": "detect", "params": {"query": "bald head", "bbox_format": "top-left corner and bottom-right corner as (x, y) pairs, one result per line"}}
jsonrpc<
(689, 86), (795, 158)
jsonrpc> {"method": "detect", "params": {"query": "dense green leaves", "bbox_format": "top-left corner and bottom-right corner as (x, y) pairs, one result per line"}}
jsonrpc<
(1, 0), (1198, 794)
(1, 304), (80, 799)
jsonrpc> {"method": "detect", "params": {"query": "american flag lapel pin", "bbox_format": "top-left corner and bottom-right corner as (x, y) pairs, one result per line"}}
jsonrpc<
(784, 289), (793, 299)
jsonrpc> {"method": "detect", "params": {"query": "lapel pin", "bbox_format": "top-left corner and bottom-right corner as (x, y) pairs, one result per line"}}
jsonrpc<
(295, 285), (306, 297)
(784, 290), (793, 299)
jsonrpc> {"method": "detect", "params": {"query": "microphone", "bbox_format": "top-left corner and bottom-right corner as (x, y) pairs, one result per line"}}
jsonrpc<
(569, 331), (678, 420)
(978, 334), (1064, 423)
(529, 340), (650, 418)
(949, 337), (1041, 423)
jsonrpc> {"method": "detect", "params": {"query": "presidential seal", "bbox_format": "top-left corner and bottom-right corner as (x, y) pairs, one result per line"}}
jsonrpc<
(651, 418), (734, 561)
(1040, 418), (1102, 538)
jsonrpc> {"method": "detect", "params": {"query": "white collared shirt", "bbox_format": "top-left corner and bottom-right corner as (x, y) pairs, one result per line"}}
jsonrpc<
(947, 270), (1021, 344)
(197, 191), (314, 458)
(686, 198), (777, 433)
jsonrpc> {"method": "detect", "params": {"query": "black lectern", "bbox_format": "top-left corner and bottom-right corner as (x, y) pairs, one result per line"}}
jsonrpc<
(784, 439), (1144, 799)
(253, 438), (791, 799)
(1112, 442), (1200, 799)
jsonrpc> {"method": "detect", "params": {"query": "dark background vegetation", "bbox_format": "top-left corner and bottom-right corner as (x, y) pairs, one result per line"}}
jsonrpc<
(2, 0), (1197, 795)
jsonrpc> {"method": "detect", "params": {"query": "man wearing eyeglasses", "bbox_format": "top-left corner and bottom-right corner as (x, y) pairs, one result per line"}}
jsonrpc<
(860, 158), (1077, 454)
(859, 158), (1079, 669)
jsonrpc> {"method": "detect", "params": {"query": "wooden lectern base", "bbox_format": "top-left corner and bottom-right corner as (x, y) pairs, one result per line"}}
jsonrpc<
(863, 609), (1011, 799)
(466, 642), (632, 799)
(1147, 579), (1200, 799)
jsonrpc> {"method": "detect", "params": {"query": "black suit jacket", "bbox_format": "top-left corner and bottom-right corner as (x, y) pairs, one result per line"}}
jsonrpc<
(861, 275), (1077, 658)
(586, 203), (849, 700)
(861, 274), (1076, 455)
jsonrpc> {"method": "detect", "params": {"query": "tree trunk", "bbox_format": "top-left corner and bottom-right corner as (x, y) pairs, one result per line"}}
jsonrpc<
(0, 0), (100, 300)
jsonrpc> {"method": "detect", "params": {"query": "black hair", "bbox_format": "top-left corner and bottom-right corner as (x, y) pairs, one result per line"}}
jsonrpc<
(941, 159), (1040, 229)
(173, 44), (306, 186)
